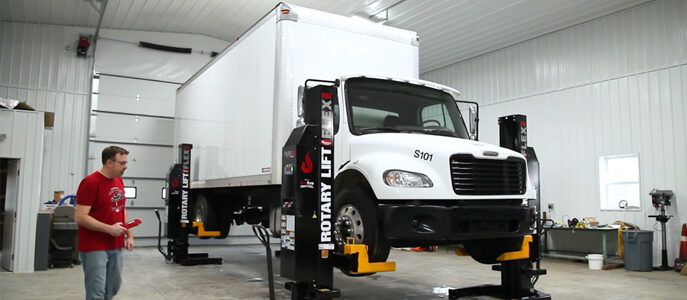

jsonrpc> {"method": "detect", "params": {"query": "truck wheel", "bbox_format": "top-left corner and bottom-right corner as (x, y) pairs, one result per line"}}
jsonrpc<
(334, 187), (390, 276)
(464, 237), (523, 264)
(216, 199), (232, 239)
(194, 194), (219, 238)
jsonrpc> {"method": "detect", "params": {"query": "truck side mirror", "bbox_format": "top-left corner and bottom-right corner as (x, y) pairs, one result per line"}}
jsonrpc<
(297, 85), (305, 126)
(456, 100), (479, 141)
(468, 105), (478, 140)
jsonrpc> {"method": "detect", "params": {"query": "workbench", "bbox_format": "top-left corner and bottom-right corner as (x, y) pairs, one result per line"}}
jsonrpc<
(542, 227), (621, 265)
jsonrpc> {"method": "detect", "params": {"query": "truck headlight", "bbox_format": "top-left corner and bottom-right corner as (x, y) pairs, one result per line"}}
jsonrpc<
(383, 170), (433, 188)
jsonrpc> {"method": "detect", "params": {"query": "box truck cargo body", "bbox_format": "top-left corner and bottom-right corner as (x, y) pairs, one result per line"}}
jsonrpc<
(175, 4), (418, 187)
(174, 3), (535, 265)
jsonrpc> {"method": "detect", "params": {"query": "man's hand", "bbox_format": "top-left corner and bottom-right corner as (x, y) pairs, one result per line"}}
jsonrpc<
(126, 235), (135, 251)
(124, 208), (134, 250)
(75, 205), (128, 237)
(107, 222), (127, 237)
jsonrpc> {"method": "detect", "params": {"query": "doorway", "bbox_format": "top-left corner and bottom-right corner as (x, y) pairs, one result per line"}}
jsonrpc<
(1, 158), (19, 272)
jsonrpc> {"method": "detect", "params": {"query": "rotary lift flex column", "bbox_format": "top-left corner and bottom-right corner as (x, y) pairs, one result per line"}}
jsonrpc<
(279, 81), (395, 300)
(155, 144), (222, 266)
(280, 82), (340, 299)
(448, 114), (550, 300)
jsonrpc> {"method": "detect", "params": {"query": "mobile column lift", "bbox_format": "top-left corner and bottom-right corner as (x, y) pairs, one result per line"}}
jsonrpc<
(279, 81), (396, 299)
(447, 115), (550, 299)
(155, 143), (223, 266)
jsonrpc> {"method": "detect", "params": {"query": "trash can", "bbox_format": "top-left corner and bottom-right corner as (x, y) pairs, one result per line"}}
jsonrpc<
(622, 230), (653, 271)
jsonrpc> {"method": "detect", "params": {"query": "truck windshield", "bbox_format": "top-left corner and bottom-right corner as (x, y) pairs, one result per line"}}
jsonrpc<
(345, 78), (469, 139)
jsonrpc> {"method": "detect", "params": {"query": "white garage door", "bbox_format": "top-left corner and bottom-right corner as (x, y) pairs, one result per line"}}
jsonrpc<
(88, 74), (178, 238)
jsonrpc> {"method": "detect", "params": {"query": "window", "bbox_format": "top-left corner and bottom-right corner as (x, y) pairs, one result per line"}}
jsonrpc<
(421, 103), (455, 130)
(599, 154), (640, 210)
(345, 77), (469, 138)
(351, 106), (397, 128)
(124, 186), (137, 199)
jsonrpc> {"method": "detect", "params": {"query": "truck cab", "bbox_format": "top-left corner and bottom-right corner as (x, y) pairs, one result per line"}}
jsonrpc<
(326, 76), (535, 264)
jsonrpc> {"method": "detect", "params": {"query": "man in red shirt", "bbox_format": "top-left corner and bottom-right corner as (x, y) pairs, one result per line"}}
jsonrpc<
(75, 146), (134, 300)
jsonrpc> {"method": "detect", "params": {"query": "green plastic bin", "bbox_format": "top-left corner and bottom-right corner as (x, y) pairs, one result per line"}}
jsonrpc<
(622, 230), (653, 271)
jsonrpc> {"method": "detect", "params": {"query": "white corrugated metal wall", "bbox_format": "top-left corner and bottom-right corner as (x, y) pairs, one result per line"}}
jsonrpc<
(0, 22), (91, 205)
(422, 0), (687, 264)
(0, 21), (252, 272)
(0, 109), (44, 273)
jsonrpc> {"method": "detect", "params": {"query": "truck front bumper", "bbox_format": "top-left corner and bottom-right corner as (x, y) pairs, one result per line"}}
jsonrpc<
(378, 203), (531, 244)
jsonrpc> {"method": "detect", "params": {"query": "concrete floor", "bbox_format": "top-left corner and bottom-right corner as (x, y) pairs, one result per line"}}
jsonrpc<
(1, 245), (685, 300)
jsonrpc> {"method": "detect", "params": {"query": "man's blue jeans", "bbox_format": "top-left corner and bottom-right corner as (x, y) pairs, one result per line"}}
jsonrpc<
(80, 249), (123, 300)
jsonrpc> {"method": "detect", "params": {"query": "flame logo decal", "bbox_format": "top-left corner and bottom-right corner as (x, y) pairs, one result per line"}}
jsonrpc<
(301, 153), (314, 174)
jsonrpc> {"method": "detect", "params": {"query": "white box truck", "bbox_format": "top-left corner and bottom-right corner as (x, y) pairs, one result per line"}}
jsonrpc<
(174, 3), (535, 266)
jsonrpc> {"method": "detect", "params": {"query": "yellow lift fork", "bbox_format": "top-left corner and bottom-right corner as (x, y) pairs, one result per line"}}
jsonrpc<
(192, 221), (220, 237)
(343, 238), (396, 274)
(455, 235), (533, 261)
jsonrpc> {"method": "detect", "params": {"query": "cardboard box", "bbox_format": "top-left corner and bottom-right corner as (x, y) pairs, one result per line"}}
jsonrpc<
(44, 112), (54, 128)
(14, 101), (35, 111)
(54, 191), (65, 202)
(0, 99), (34, 110)
(583, 217), (599, 226)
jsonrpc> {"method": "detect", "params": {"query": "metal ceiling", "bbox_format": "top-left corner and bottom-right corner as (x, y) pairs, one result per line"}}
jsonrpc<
(0, 0), (653, 73)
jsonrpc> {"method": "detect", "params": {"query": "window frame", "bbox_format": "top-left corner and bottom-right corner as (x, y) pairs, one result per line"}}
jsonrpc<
(343, 77), (469, 138)
(124, 186), (137, 199)
(598, 153), (641, 211)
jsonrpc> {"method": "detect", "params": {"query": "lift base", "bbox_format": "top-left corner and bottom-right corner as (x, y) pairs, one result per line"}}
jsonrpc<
(448, 284), (551, 300)
(285, 281), (341, 300)
(167, 240), (222, 266)
(448, 260), (548, 300)
(450, 235), (548, 300)
(179, 253), (223, 266)
(176, 222), (222, 265)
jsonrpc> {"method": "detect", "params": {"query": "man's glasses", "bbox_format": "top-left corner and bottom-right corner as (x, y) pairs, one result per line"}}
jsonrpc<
(112, 160), (128, 165)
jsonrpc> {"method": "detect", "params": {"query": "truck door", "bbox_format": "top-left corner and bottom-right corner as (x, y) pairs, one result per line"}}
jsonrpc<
(334, 87), (349, 172)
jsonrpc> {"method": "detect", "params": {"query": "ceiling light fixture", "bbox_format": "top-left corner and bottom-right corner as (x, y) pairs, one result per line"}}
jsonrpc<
(367, 0), (406, 24)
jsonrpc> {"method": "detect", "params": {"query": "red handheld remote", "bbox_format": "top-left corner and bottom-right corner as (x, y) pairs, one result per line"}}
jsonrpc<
(122, 219), (142, 229)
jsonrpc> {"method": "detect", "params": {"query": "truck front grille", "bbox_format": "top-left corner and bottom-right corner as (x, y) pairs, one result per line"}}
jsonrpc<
(450, 154), (527, 196)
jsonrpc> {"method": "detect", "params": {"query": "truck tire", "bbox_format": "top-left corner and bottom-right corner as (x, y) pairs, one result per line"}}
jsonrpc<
(334, 187), (391, 275)
(215, 199), (232, 239)
(464, 237), (523, 264)
(194, 194), (219, 238)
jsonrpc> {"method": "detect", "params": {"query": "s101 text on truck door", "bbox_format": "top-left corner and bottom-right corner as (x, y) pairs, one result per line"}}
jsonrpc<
(414, 150), (433, 161)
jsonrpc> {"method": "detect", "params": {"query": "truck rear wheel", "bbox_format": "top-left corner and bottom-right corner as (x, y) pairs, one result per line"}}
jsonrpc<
(194, 194), (220, 239)
(334, 187), (390, 276)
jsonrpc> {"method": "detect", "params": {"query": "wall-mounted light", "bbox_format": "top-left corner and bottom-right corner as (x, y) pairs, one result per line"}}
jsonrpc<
(77, 34), (91, 57)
